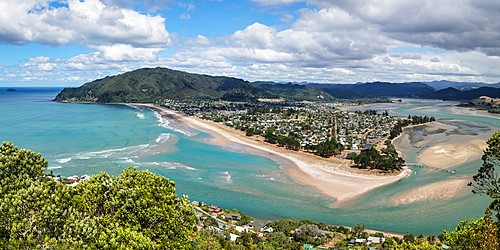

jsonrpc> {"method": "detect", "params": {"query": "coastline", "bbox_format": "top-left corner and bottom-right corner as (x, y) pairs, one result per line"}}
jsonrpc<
(133, 103), (412, 205)
(392, 121), (488, 169)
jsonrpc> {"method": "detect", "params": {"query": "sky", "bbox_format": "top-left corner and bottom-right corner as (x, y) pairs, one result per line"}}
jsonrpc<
(1, 0), (500, 87)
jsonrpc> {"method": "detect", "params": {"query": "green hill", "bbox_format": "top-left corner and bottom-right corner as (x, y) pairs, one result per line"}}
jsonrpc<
(54, 67), (332, 103)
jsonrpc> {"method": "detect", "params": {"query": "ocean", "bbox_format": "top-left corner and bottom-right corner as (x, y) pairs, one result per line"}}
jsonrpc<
(1, 87), (498, 235)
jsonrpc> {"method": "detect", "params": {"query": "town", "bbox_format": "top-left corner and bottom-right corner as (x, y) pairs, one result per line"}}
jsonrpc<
(160, 99), (434, 172)
(189, 200), (445, 249)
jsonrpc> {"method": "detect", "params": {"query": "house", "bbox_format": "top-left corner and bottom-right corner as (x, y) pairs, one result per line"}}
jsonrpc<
(65, 175), (79, 183)
(229, 233), (240, 242)
(367, 236), (385, 244)
(80, 174), (91, 181)
(209, 205), (224, 215)
(235, 225), (250, 233)
(227, 213), (241, 221)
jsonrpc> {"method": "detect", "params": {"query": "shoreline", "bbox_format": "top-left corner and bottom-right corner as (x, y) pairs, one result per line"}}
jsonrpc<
(392, 121), (488, 170)
(133, 103), (412, 205)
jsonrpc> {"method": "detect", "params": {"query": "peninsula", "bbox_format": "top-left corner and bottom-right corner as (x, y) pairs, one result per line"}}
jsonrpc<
(135, 103), (416, 204)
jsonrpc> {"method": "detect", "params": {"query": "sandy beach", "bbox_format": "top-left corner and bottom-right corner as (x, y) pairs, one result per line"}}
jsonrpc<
(134, 104), (411, 204)
(393, 121), (488, 169)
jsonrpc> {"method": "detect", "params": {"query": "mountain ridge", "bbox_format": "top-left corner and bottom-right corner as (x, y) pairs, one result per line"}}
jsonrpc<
(54, 67), (332, 103)
(54, 67), (500, 103)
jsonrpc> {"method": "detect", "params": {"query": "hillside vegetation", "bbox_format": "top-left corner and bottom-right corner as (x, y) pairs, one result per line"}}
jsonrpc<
(0, 140), (499, 249)
(54, 67), (500, 105)
(54, 67), (332, 103)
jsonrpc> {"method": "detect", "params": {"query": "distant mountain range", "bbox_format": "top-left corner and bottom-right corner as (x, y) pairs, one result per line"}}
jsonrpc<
(306, 81), (500, 100)
(55, 67), (500, 103)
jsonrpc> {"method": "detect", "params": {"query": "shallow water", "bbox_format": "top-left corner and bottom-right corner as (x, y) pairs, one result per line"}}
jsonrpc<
(1, 89), (497, 235)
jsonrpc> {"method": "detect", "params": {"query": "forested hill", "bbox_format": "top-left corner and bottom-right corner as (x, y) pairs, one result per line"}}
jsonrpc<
(54, 67), (500, 103)
(54, 67), (332, 103)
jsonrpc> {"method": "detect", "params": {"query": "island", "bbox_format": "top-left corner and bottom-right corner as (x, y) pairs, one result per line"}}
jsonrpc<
(6, 88), (16, 92)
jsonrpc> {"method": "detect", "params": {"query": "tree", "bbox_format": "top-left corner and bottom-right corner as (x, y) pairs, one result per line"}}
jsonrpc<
(442, 209), (499, 250)
(0, 142), (197, 249)
(294, 224), (319, 244)
(469, 130), (500, 219)
(266, 232), (292, 249)
(0, 141), (47, 180)
(315, 139), (343, 158)
(204, 216), (219, 228)
(351, 223), (366, 238)
(266, 218), (301, 236)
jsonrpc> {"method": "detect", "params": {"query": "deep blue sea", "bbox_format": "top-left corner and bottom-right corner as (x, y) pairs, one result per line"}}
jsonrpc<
(1, 87), (498, 235)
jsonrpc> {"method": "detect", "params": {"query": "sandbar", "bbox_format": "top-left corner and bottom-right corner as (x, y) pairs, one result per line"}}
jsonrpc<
(417, 140), (486, 169)
(134, 104), (411, 204)
(391, 178), (470, 205)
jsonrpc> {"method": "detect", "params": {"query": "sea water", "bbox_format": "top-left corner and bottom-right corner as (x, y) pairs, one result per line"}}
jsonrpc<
(1, 88), (497, 235)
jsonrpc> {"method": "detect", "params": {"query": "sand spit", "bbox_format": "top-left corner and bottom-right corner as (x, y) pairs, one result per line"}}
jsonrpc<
(133, 104), (411, 204)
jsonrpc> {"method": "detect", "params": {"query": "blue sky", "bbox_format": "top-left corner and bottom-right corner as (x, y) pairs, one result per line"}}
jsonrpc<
(1, 0), (500, 86)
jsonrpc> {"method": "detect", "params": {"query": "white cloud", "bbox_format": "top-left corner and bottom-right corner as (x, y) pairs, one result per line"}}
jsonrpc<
(5, 0), (500, 86)
(0, 0), (170, 59)
(92, 44), (162, 61)
(313, 0), (500, 56)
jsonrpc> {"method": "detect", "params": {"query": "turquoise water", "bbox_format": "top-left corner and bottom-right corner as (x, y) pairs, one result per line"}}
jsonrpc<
(1, 89), (497, 235)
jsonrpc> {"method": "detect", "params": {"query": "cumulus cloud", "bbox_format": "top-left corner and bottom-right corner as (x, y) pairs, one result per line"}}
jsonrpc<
(5, 0), (500, 86)
(0, 0), (170, 51)
(102, 0), (175, 11)
(314, 0), (500, 56)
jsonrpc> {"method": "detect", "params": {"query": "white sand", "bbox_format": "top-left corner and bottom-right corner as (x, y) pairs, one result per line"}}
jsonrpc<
(391, 179), (470, 205)
(135, 104), (412, 204)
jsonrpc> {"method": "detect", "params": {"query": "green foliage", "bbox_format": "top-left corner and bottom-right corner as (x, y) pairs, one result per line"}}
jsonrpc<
(348, 142), (404, 172)
(266, 218), (301, 236)
(0, 142), (197, 249)
(55, 67), (333, 103)
(313, 139), (344, 158)
(470, 130), (500, 219)
(389, 115), (435, 139)
(442, 209), (499, 250)
(266, 232), (292, 249)
(294, 224), (319, 244)
(351, 223), (366, 238)
(0, 141), (47, 180)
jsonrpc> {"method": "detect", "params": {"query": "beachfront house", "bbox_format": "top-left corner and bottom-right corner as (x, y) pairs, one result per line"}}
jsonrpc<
(209, 205), (224, 215)
(227, 213), (242, 221)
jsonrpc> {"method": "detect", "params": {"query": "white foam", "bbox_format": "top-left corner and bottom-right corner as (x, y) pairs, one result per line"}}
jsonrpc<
(155, 133), (171, 143)
(157, 161), (196, 171)
(220, 171), (232, 183)
(75, 144), (149, 160)
(47, 166), (62, 170)
(136, 112), (145, 119)
(154, 111), (190, 136)
(56, 158), (72, 164)
(123, 159), (136, 164)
